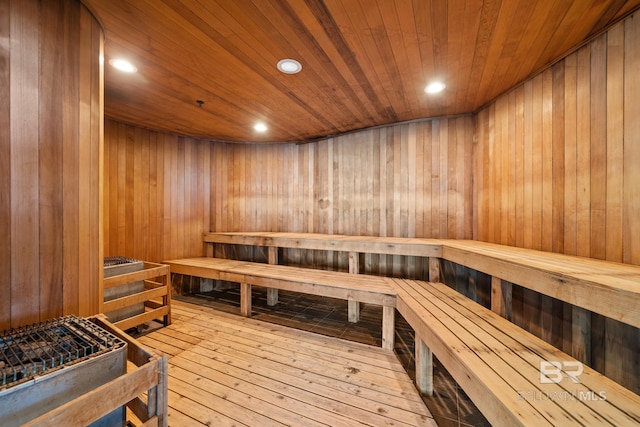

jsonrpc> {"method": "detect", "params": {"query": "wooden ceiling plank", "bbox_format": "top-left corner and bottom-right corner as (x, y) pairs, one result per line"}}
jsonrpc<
(471, 0), (525, 108)
(306, 0), (399, 124)
(81, 0), (640, 142)
(157, 0), (346, 138)
(242, 0), (375, 130)
(484, 0), (540, 99)
(374, 0), (419, 117)
(465, 0), (501, 109)
(453, 0), (483, 114)
(112, 0), (344, 140)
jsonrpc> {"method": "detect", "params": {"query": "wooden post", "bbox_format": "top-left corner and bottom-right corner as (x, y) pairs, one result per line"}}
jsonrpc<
(382, 305), (395, 350)
(162, 267), (172, 326)
(267, 246), (279, 306)
(348, 251), (360, 322)
(348, 251), (360, 274)
(156, 355), (169, 426)
(428, 257), (440, 282)
(415, 336), (433, 395)
(491, 277), (512, 320)
(572, 306), (591, 365)
(240, 283), (252, 317)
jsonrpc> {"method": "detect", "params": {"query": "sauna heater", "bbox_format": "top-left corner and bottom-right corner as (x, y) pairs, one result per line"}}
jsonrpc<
(0, 315), (127, 426)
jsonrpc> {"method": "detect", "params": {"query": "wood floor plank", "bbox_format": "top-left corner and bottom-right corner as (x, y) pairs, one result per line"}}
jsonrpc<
(139, 300), (435, 427)
(185, 338), (427, 415)
(170, 300), (404, 366)
(170, 310), (407, 376)
(166, 389), (249, 427)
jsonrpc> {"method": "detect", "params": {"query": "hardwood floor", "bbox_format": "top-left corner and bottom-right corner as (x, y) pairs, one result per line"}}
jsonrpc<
(136, 300), (436, 426)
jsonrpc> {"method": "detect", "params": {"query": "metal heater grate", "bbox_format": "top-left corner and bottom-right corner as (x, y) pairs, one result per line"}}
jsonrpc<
(0, 315), (123, 390)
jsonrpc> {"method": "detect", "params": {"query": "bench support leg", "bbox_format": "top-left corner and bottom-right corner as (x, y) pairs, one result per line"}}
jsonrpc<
(428, 257), (440, 282)
(267, 247), (279, 306)
(267, 288), (279, 306)
(240, 283), (252, 317)
(348, 300), (360, 323)
(415, 336), (433, 395)
(382, 306), (395, 350)
(491, 277), (512, 320)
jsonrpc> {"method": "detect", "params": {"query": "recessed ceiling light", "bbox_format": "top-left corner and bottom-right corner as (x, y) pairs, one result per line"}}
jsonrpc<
(254, 122), (268, 132)
(277, 59), (302, 74)
(425, 81), (446, 94)
(109, 58), (137, 73)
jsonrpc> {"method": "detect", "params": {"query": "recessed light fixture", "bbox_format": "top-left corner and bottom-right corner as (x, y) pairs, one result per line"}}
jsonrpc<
(109, 58), (137, 73)
(277, 58), (302, 74)
(425, 81), (446, 94)
(254, 122), (268, 132)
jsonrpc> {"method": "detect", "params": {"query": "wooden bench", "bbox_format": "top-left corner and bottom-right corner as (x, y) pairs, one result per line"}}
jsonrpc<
(204, 232), (640, 352)
(391, 278), (640, 427)
(164, 257), (397, 350)
(200, 231), (640, 425)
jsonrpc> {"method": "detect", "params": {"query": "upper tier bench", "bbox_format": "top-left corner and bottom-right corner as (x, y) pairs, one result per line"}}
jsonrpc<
(203, 232), (640, 330)
(164, 257), (397, 350)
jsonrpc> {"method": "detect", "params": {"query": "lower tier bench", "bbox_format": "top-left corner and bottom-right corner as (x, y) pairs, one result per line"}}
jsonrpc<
(390, 278), (640, 427)
(164, 257), (397, 350)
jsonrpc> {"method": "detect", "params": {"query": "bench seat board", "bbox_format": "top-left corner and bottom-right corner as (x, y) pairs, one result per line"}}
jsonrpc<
(204, 232), (444, 257)
(204, 232), (640, 329)
(391, 278), (640, 427)
(441, 242), (640, 328)
(164, 257), (397, 349)
(165, 257), (396, 306)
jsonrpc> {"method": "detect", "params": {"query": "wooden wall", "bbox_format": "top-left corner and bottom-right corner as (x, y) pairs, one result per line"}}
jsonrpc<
(103, 121), (212, 262)
(0, 0), (104, 330)
(474, 14), (640, 266)
(474, 14), (640, 392)
(103, 116), (475, 263)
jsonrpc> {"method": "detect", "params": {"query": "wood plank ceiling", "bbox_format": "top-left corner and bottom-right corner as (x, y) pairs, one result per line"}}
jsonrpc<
(83, 0), (640, 143)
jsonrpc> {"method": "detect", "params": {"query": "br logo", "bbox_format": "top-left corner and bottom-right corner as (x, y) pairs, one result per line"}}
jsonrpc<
(539, 361), (584, 384)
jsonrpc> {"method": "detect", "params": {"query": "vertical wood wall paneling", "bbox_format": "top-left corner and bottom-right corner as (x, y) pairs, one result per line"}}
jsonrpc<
(62, 1), (81, 316)
(104, 116), (474, 272)
(76, 4), (103, 316)
(590, 35), (607, 261)
(0, 0), (11, 329)
(40, 0), (64, 320)
(605, 25), (624, 263)
(474, 14), (640, 393)
(576, 46), (592, 258)
(104, 125), (213, 263)
(1, 0), (102, 328)
(622, 13), (640, 393)
(475, 16), (640, 262)
(624, 16), (640, 265)
(10, 0), (41, 327)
